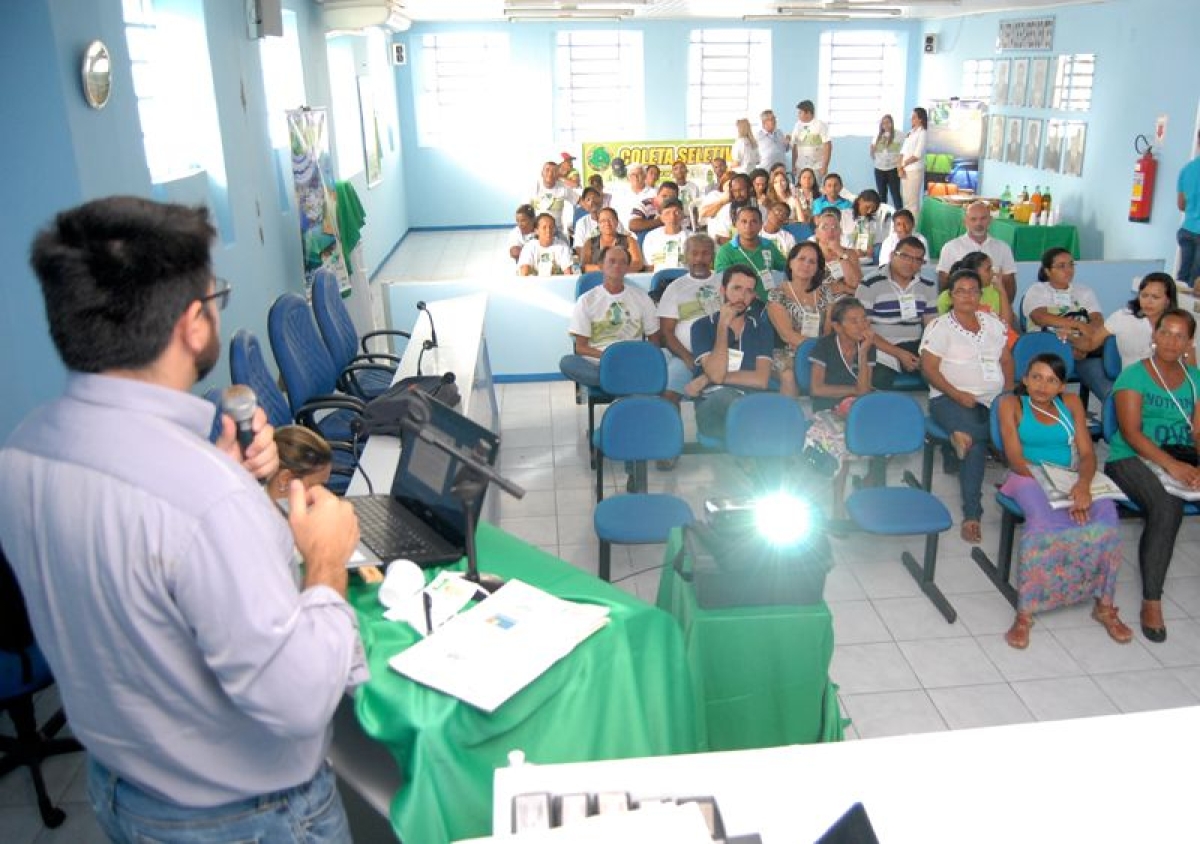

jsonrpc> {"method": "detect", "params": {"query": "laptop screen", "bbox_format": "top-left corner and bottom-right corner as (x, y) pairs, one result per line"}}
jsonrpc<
(390, 396), (501, 542)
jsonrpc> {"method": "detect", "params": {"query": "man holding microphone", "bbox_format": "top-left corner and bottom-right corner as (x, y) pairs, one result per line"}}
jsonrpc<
(0, 196), (364, 842)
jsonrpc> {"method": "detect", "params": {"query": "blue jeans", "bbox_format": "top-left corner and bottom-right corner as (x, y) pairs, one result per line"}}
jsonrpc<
(1075, 355), (1113, 407)
(559, 354), (601, 387)
(929, 395), (990, 521)
(87, 757), (351, 844)
(1178, 227), (1200, 285)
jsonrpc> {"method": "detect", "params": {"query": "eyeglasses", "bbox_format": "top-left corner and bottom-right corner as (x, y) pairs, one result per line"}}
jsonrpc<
(1051, 261), (1076, 270)
(893, 252), (925, 264)
(199, 278), (232, 312)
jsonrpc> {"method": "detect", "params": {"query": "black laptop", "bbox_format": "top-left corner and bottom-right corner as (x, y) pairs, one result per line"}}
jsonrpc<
(351, 398), (500, 566)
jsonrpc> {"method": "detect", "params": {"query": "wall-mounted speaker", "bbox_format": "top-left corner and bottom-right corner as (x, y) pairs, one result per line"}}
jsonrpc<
(923, 34), (937, 54)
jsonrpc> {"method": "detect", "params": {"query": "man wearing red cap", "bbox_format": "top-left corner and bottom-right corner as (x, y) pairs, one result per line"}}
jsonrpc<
(557, 152), (581, 189)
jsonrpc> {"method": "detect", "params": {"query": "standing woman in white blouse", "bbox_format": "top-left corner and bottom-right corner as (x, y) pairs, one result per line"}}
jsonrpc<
(898, 107), (928, 215)
(731, 118), (760, 174)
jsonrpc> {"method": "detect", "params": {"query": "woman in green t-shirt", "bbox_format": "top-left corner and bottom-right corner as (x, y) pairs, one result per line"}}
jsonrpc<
(1106, 309), (1200, 643)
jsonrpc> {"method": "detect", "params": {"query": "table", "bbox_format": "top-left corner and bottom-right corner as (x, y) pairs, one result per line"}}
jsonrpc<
(349, 524), (703, 844)
(491, 706), (1200, 842)
(656, 529), (843, 752)
(918, 196), (1081, 262)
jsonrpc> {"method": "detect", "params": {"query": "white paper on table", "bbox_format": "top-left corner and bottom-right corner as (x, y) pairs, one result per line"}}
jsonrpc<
(453, 801), (713, 843)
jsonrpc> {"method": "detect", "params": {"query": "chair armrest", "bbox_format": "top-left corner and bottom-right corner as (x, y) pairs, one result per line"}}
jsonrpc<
(294, 394), (367, 431)
(361, 329), (411, 356)
(337, 361), (399, 399)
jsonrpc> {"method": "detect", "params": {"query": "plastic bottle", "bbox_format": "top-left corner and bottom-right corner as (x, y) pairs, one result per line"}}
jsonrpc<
(1042, 186), (1052, 216)
(999, 185), (1013, 218)
(1030, 186), (1043, 216)
(1019, 185), (1030, 203)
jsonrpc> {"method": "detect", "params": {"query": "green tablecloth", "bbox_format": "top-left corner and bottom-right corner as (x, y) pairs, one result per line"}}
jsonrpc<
(918, 197), (1081, 262)
(350, 523), (703, 844)
(656, 529), (844, 752)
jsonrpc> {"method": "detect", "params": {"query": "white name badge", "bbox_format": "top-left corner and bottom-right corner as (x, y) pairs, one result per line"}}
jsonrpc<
(898, 292), (919, 321)
(980, 357), (1002, 382)
(1052, 290), (1073, 309)
(726, 348), (745, 372)
(800, 310), (821, 337)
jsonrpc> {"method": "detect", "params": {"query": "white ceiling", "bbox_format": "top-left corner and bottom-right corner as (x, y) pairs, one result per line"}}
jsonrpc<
(399, 0), (1106, 23)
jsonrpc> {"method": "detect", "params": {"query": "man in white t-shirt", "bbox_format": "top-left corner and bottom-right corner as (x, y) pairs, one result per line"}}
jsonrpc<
(760, 202), (797, 256)
(610, 163), (656, 230)
(936, 200), (1017, 300)
(532, 160), (579, 235)
(705, 173), (755, 246)
(559, 245), (661, 388)
(657, 234), (720, 405)
(642, 199), (690, 271)
(757, 109), (791, 173)
(572, 187), (613, 258)
(630, 182), (686, 236)
(877, 209), (928, 266)
(671, 160), (703, 221)
(790, 100), (832, 180)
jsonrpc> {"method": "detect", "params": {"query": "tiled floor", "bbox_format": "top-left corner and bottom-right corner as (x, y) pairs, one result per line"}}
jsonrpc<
(6, 228), (1200, 842)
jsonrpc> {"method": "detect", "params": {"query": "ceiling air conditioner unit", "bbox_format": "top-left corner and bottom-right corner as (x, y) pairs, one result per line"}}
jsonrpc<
(320, 0), (412, 33)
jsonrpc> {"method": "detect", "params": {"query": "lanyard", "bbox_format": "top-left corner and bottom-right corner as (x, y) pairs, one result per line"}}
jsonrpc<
(836, 338), (861, 378)
(1030, 397), (1075, 445)
(1148, 356), (1198, 432)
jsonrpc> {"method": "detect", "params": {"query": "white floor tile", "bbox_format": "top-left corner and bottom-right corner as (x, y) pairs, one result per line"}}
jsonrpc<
(927, 683), (1035, 730)
(1090, 669), (1200, 713)
(1049, 626), (1162, 674)
(829, 642), (922, 695)
(975, 630), (1085, 682)
(1010, 676), (1121, 721)
(840, 690), (947, 739)
(873, 596), (972, 641)
(827, 600), (892, 645)
(897, 638), (1004, 688)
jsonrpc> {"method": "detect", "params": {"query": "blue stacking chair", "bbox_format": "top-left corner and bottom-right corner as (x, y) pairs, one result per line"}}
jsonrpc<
(1, 548), (83, 828)
(725, 393), (810, 492)
(574, 271), (604, 299)
(783, 222), (813, 243)
(648, 267), (687, 302)
(793, 337), (820, 396)
(1101, 333), (1123, 381)
(591, 341), (669, 495)
(310, 269), (405, 401)
(1012, 332), (1075, 386)
(843, 392), (957, 622)
(593, 396), (694, 581)
(966, 395), (1023, 608)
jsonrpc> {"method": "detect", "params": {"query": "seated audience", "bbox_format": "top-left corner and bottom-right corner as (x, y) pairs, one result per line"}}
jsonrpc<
(920, 268), (1014, 545)
(581, 207), (645, 273)
(657, 234), (720, 407)
(587, 173), (612, 208)
(811, 209), (863, 299)
(672, 159), (703, 223)
(714, 206), (787, 300)
(1105, 308), (1200, 643)
(630, 181), (684, 234)
(750, 168), (771, 207)
(760, 202), (797, 256)
(508, 203), (537, 262)
(877, 208), (927, 265)
(705, 172), (755, 246)
(997, 353), (1128, 649)
(559, 245), (660, 388)
(840, 189), (890, 261)
(1103, 272), (1181, 369)
(572, 187), (609, 257)
(518, 214), (574, 276)
(811, 173), (852, 215)
(767, 240), (830, 395)
(266, 425), (334, 502)
(768, 169), (804, 225)
(532, 160), (579, 235)
(688, 264), (778, 439)
(557, 152), (581, 188)
(1022, 247), (1111, 403)
(645, 163), (661, 189)
(793, 167), (819, 225)
(935, 200), (1017, 299)
(936, 251), (1014, 328)
(859, 236), (936, 389)
(642, 198), (689, 270)
(611, 162), (655, 228)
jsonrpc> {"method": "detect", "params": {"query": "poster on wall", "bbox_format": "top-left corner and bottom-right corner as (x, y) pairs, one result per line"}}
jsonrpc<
(1005, 117), (1024, 165)
(1009, 58), (1030, 108)
(1062, 122), (1087, 177)
(358, 78), (383, 188)
(992, 59), (1010, 107)
(580, 138), (733, 191)
(925, 99), (985, 192)
(986, 117), (1005, 161)
(287, 108), (349, 294)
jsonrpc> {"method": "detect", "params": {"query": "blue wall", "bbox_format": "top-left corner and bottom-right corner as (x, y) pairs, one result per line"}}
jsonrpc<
(920, 0), (1196, 267)
(0, 0), (411, 439)
(394, 19), (923, 229)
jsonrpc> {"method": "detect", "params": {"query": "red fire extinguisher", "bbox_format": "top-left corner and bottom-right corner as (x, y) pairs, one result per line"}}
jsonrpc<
(1129, 134), (1157, 224)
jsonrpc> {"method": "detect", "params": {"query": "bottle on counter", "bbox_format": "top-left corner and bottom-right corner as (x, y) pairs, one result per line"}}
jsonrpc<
(1019, 185), (1030, 203)
(1042, 186), (1052, 216)
(999, 185), (1013, 218)
(1030, 186), (1043, 216)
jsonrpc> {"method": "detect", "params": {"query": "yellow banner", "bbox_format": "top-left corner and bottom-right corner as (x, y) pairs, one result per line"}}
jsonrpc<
(581, 139), (734, 186)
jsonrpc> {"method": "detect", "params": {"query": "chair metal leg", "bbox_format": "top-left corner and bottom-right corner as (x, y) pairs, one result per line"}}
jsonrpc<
(599, 540), (611, 582)
(970, 509), (1021, 609)
(899, 533), (957, 623)
(595, 448), (605, 503)
(904, 438), (936, 491)
(1, 697), (79, 828)
(587, 397), (597, 470)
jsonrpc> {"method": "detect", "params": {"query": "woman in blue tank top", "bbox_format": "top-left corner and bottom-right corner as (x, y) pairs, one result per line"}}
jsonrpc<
(996, 353), (1128, 649)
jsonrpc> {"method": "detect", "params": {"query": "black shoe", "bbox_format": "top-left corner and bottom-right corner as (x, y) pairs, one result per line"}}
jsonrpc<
(1140, 623), (1167, 643)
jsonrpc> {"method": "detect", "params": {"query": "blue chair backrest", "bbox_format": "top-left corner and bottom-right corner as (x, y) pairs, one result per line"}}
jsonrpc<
(1012, 331), (1076, 382)
(649, 267), (687, 300)
(572, 204), (589, 225)
(598, 396), (683, 462)
(268, 293), (341, 415)
(989, 392), (1012, 456)
(598, 340), (667, 395)
(575, 272), (604, 298)
(636, 228), (649, 249)
(845, 392), (925, 456)
(202, 387), (224, 443)
(725, 393), (809, 458)
(229, 329), (293, 428)
(1102, 392), (1119, 443)
(311, 269), (359, 373)
(783, 222), (813, 243)
(1101, 333), (1123, 381)
(1015, 291), (1028, 332)
(793, 337), (820, 395)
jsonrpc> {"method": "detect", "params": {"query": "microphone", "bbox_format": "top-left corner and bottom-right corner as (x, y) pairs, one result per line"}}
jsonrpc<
(220, 385), (257, 456)
(416, 301), (439, 349)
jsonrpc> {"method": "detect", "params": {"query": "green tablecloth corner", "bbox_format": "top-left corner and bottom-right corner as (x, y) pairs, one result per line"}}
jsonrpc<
(349, 523), (702, 844)
(657, 528), (843, 752)
(917, 197), (1080, 262)
(335, 181), (367, 276)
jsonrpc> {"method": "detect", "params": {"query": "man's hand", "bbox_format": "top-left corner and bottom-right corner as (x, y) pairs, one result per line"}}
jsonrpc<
(717, 302), (742, 329)
(897, 349), (920, 371)
(288, 482), (358, 598)
(215, 407), (279, 482)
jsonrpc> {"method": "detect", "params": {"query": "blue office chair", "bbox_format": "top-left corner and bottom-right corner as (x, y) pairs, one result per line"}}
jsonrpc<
(0, 548), (83, 828)
(793, 337), (820, 396)
(783, 222), (814, 243)
(229, 330), (360, 495)
(310, 269), (405, 401)
(575, 271), (605, 299)
(1012, 332), (1075, 385)
(725, 393), (810, 492)
(843, 392), (957, 622)
(648, 267), (687, 303)
(268, 294), (368, 445)
(590, 341), (669, 493)
(593, 396), (694, 581)
(1101, 333), (1124, 381)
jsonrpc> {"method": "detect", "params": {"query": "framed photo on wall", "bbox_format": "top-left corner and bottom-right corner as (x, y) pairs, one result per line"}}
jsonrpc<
(1043, 120), (1065, 173)
(1063, 122), (1087, 177)
(1029, 57), (1050, 109)
(1005, 117), (1024, 165)
(987, 115), (1005, 161)
(1023, 119), (1043, 168)
(992, 59), (1011, 107)
(1009, 58), (1030, 108)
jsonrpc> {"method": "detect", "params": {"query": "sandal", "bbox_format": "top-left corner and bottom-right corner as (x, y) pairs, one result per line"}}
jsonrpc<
(1092, 602), (1132, 644)
(960, 519), (982, 545)
(1005, 613), (1033, 649)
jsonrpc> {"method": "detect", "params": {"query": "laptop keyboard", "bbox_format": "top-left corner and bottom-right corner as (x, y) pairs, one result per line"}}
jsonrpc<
(353, 496), (440, 561)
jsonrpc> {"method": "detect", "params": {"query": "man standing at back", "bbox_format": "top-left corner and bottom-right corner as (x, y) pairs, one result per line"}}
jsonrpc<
(757, 109), (790, 173)
(0, 196), (364, 841)
(936, 200), (1018, 300)
(1177, 129), (1200, 287)
(791, 100), (832, 180)
(560, 245), (661, 387)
